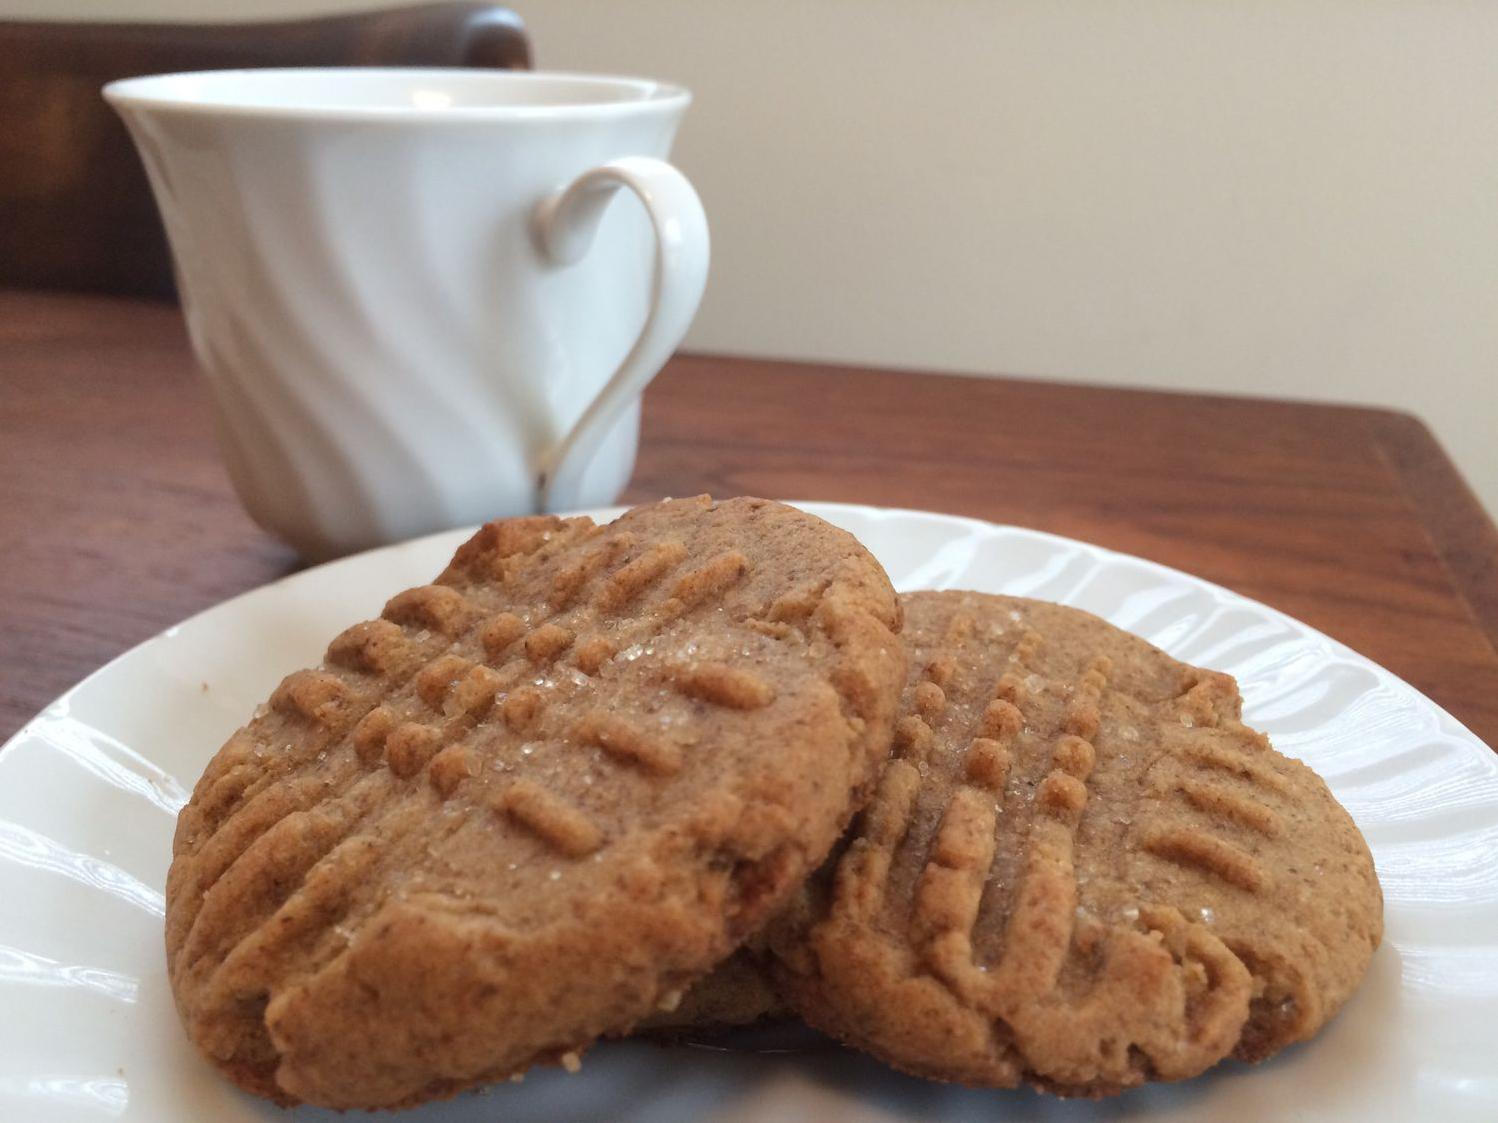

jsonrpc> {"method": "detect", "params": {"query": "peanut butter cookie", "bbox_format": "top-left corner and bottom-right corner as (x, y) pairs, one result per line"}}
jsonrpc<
(768, 590), (1382, 1095)
(165, 496), (904, 1109)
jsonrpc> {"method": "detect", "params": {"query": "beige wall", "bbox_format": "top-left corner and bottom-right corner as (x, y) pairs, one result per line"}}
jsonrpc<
(11, 0), (1496, 513)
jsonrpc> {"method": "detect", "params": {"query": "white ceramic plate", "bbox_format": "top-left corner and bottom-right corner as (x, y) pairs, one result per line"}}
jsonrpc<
(3, 503), (1495, 1122)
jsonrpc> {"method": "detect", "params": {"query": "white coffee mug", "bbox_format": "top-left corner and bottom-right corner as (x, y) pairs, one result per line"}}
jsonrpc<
(105, 68), (708, 560)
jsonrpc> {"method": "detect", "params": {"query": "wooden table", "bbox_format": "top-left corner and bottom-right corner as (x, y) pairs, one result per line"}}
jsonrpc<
(3, 290), (1496, 750)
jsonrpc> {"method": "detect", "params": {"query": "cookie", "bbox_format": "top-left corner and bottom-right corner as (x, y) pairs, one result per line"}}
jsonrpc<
(767, 590), (1382, 1095)
(165, 496), (905, 1109)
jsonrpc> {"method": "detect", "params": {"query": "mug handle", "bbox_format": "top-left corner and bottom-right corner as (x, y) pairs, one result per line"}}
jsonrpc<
(531, 156), (709, 513)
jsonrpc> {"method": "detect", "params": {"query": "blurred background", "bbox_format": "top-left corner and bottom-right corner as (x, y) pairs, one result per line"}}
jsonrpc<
(7, 0), (1494, 513)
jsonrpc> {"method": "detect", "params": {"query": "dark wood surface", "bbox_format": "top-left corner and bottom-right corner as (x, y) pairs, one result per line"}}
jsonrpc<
(0, 3), (529, 299)
(3, 290), (1496, 751)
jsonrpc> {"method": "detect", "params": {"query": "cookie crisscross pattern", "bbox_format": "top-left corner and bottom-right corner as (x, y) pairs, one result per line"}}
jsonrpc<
(165, 496), (905, 1109)
(781, 591), (1381, 1094)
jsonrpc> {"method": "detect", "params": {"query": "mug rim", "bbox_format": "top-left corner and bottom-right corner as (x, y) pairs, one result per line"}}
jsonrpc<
(102, 67), (691, 122)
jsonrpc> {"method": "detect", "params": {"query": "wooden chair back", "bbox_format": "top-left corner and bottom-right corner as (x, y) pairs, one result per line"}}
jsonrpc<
(0, 3), (531, 299)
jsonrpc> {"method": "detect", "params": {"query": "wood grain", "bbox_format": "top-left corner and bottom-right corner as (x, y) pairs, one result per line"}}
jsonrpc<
(2, 291), (1495, 751)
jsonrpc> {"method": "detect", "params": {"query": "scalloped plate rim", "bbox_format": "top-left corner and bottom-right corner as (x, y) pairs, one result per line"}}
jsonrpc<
(5, 501), (1481, 748)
